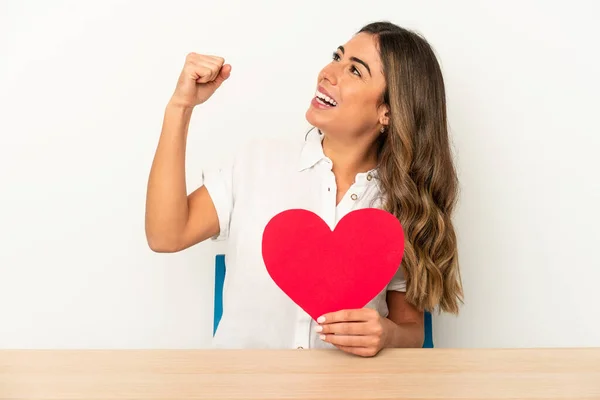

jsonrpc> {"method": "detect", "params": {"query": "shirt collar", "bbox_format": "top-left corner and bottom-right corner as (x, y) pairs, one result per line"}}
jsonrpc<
(298, 127), (327, 172)
(297, 127), (380, 181)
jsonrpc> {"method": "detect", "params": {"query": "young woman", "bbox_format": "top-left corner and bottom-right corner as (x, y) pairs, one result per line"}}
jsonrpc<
(145, 21), (463, 357)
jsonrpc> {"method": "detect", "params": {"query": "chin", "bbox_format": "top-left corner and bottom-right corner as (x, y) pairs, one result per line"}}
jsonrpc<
(305, 107), (316, 127)
(305, 107), (328, 131)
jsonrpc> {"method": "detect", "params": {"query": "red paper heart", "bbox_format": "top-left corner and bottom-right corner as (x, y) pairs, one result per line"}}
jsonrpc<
(261, 208), (405, 321)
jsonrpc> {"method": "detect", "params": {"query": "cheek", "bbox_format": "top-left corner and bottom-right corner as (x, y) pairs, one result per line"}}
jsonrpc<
(342, 90), (380, 117)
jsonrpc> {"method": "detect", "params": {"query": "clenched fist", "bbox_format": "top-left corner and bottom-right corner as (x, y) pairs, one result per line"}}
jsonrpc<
(170, 52), (232, 108)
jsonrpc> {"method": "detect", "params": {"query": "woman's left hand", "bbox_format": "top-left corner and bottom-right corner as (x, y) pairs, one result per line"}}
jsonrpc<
(315, 308), (393, 357)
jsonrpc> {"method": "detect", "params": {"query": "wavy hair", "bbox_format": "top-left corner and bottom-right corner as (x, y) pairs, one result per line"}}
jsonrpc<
(358, 22), (463, 314)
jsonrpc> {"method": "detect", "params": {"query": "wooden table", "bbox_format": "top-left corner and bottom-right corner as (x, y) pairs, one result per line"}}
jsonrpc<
(1, 348), (599, 399)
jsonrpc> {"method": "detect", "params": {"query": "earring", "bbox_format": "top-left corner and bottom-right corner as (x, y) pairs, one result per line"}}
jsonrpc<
(380, 126), (386, 133)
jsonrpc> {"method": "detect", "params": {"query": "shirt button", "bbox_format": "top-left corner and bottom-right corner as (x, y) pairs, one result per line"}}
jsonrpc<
(367, 174), (373, 181)
(351, 194), (358, 200)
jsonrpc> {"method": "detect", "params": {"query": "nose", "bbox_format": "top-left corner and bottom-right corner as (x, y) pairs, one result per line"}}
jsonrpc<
(319, 63), (339, 86)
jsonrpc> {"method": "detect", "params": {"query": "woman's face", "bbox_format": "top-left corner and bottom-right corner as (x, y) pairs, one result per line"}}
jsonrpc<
(305, 32), (388, 138)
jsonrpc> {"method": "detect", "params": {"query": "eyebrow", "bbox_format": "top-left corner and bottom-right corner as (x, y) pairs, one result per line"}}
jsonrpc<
(337, 45), (371, 76)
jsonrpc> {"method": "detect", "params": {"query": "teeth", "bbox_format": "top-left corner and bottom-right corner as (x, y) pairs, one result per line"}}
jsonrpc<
(315, 90), (337, 106)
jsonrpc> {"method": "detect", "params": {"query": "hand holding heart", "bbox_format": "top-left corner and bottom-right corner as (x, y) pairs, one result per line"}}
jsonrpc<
(261, 208), (405, 357)
(316, 308), (393, 357)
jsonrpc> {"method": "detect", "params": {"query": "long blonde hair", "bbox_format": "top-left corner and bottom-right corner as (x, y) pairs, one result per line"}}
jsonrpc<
(359, 22), (463, 314)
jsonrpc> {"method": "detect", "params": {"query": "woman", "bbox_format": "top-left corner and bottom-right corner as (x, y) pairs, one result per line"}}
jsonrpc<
(145, 21), (463, 357)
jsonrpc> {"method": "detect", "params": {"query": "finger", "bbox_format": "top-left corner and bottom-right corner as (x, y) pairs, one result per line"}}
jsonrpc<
(318, 308), (376, 324)
(183, 63), (210, 83)
(194, 55), (224, 76)
(186, 52), (221, 63)
(188, 65), (213, 84)
(320, 333), (370, 348)
(318, 322), (370, 335)
(335, 345), (378, 358)
(185, 52), (200, 61)
(203, 55), (225, 65)
(213, 64), (231, 85)
(318, 309), (361, 324)
(203, 60), (223, 82)
(189, 59), (221, 82)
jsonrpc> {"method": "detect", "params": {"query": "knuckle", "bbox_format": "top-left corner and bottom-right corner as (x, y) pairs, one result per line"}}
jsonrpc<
(373, 324), (383, 336)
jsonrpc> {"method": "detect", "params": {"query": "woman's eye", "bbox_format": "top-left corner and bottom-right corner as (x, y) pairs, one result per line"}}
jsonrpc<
(331, 52), (361, 77)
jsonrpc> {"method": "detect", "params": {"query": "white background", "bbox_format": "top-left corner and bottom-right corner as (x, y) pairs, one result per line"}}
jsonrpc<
(1, 0), (599, 349)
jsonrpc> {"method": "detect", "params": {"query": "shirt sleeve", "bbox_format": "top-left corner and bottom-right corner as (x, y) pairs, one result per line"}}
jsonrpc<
(387, 262), (407, 292)
(199, 139), (256, 242)
(201, 164), (234, 242)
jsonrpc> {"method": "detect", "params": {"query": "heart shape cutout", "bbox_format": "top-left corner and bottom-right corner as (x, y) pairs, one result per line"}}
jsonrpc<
(261, 208), (405, 321)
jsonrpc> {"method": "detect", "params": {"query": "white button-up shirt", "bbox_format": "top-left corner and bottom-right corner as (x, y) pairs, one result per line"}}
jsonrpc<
(203, 127), (406, 349)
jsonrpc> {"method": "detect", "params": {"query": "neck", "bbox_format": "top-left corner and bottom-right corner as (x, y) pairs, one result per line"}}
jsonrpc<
(321, 132), (379, 184)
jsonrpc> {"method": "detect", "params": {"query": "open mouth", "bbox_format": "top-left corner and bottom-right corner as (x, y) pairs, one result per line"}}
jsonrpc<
(314, 89), (337, 107)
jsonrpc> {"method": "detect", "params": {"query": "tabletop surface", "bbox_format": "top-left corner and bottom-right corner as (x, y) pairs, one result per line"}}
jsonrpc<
(1, 348), (600, 399)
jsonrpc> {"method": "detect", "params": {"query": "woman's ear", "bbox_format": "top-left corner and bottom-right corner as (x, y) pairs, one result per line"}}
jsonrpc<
(379, 104), (390, 126)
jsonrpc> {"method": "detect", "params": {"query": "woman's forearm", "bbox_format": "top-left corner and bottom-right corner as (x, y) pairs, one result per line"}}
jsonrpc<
(383, 317), (425, 348)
